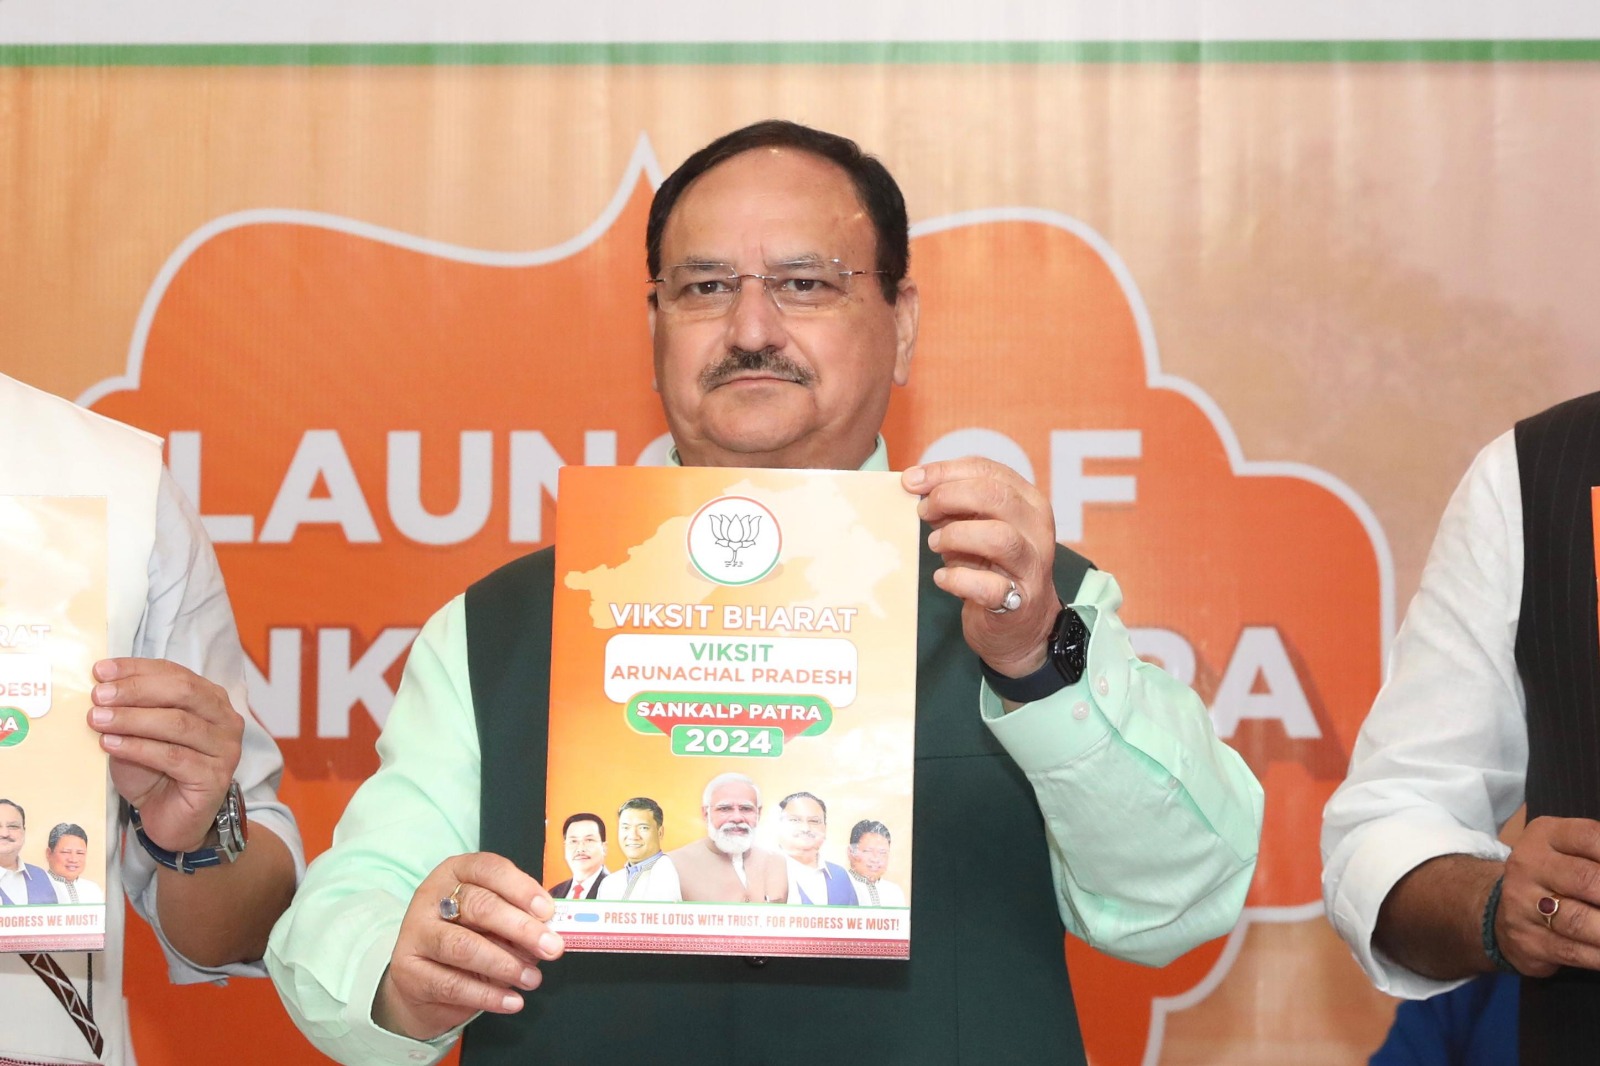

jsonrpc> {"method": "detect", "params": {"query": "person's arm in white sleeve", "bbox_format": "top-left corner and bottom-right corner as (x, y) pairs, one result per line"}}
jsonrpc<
(1321, 430), (1527, 998)
(120, 467), (304, 978)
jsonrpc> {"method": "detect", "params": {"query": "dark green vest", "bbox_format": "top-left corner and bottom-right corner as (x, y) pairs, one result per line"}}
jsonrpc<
(463, 531), (1092, 1066)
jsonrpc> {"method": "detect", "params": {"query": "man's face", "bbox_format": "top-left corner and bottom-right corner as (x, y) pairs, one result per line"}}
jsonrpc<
(777, 796), (827, 864)
(703, 781), (760, 856)
(0, 804), (22, 869)
(618, 808), (663, 863)
(47, 835), (87, 881)
(651, 146), (918, 471)
(563, 820), (606, 880)
(849, 832), (890, 882)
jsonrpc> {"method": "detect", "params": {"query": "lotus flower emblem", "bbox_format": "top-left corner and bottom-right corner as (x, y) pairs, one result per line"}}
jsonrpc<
(708, 512), (762, 567)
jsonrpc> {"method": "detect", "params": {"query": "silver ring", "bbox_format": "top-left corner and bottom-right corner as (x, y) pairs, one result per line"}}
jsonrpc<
(987, 579), (1023, 615)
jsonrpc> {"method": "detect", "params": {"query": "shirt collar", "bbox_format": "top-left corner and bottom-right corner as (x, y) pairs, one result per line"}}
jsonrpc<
(625, 852), (665, 876)
(666, 436), (890, 473)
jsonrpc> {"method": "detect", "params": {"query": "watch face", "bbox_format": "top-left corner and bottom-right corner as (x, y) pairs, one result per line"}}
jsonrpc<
(1050, 609), (1089, 684)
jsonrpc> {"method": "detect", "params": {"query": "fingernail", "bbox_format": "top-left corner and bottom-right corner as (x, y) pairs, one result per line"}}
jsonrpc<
(93, 683), (116, 703)
(539, 932), (562, 956)
(90, 709), (113, 727)
(102, 734), (123, 749)
(519, 967), (538, 987)
(92, 660), (118, 682)
(904, 465), (925, 488)
(501, 993), (523, 1013)
(927, 530), (941, 551)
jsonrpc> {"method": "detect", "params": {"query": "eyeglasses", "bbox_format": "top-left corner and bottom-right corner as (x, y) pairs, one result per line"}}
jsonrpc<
(650, 259), (888, 316)
(710, 803), (758, 817)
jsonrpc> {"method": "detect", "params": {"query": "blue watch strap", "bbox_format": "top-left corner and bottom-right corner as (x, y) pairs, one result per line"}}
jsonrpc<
(129, 808), (224, 875)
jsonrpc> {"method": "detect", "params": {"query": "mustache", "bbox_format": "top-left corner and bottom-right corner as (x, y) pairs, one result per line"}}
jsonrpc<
(700, 348), (816, 390)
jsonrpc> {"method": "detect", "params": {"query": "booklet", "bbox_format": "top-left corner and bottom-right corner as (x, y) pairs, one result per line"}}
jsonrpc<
(0, 496), (109, 951)
(546, 466), (919, 959)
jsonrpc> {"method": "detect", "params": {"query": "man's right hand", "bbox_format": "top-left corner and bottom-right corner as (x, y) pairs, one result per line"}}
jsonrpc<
(373, 852), (564, 1041)
(1497, 816), (1600, 976)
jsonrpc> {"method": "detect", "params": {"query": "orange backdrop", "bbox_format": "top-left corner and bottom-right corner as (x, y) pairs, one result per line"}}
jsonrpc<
(4, 43), (1597, 1066)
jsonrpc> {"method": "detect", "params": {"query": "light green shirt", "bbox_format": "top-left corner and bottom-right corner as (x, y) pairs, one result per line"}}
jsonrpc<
(267, 438), (1263, 1066)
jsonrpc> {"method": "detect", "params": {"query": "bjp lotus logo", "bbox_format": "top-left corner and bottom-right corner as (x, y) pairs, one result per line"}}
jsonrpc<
(687, 496), (781, 585)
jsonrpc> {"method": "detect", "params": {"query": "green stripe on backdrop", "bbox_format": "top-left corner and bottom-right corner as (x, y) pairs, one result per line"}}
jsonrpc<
(1, 39), (1600, 67)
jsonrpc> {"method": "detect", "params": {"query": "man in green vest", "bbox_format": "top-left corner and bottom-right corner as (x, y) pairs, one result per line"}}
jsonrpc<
(268, 119), (1263, 1066)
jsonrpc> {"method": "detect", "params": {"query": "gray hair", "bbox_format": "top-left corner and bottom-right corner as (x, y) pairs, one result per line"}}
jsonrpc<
(701, 772), (761, 808)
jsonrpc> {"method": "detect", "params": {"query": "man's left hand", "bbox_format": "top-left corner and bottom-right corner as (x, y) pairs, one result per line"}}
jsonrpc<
(904, 458), (1059, 679)
(87, 658), (243, 854)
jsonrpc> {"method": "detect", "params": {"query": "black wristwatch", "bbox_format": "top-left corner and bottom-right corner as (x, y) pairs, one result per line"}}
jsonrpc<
(132, 780), (249, 874)
(981, 606), (1090, 703)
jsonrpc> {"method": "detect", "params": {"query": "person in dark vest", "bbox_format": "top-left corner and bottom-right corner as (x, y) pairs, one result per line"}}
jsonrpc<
(267, 119), (1263, 1066)
(776, 791), (858, 906)
(1324, 392), (1600, 1065)
(0, 801), (62, 906)
(545, 813), (607, 902)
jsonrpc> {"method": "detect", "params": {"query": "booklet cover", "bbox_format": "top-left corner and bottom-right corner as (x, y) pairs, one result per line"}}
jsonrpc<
(0, 496), (109, 951)
(546, 466), (919, 959)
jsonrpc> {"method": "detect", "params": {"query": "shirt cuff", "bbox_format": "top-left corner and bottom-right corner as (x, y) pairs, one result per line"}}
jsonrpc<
(979, 597), (1127, 771)
(1324, 814), (1510, 999)
(342, 921), (471, 1065)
